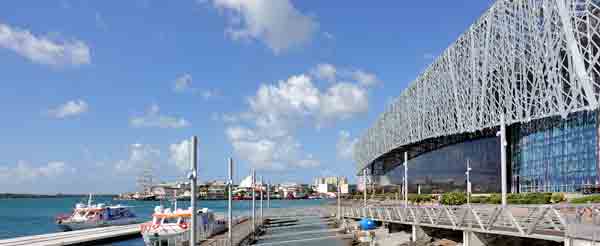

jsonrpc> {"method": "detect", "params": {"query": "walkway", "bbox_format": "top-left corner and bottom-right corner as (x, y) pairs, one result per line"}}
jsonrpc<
(0, 224), (140, 246)
(340, 203), (600, 242)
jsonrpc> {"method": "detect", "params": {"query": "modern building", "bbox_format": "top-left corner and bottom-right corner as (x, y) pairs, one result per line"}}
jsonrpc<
(353, 0), (600, 193)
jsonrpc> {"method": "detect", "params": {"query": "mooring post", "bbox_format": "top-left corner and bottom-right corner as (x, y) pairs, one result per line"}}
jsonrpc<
(227, 158), (233, 246)
(189, 136), (198, 246)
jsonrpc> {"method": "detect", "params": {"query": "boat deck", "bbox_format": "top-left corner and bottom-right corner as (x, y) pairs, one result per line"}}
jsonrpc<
(0, 224), (141, 246)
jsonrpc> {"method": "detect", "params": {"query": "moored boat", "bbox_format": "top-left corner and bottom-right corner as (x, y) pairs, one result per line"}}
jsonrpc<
(55, 194), (139, 231)
(140, 205), (238, 246)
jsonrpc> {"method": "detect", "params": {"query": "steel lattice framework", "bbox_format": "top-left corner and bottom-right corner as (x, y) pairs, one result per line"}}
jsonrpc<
(354, 0), (600, 171)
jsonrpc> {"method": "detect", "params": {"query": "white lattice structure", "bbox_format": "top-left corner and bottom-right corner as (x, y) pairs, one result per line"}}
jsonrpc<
(354, 0), (600, 171)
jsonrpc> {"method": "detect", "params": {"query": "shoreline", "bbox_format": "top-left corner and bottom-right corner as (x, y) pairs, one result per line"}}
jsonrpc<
(0, 193), (116, 199)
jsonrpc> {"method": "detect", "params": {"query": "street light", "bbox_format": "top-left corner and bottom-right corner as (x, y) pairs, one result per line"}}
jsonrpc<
(496, 115), (508, 206)
(465, 159), (472, 205)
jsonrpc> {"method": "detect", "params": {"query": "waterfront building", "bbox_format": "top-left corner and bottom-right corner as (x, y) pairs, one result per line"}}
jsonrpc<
(353, 0), (600, 193)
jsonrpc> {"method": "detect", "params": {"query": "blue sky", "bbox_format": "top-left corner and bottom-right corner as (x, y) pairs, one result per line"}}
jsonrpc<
(0, 0), (493, 194)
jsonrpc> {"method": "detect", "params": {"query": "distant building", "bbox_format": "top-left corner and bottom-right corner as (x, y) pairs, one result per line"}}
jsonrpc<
(340, 184), (357, 194)
(313, 176), (348, 186)
(317, 183), (335, 193)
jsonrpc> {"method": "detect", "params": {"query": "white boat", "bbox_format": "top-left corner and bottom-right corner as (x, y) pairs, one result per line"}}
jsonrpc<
(55, 194), (139, 231)
(141, 205), (237, 246)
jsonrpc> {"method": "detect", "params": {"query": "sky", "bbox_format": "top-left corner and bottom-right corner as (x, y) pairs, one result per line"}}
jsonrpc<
(0, 0), (494, 194)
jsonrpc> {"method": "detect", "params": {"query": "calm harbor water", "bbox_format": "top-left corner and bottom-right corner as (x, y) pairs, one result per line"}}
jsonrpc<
(0, 196), (328, 245)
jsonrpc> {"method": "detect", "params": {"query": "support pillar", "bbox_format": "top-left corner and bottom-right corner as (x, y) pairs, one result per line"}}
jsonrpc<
(411, 225), (430, 242)
(463, 231), (486, 246)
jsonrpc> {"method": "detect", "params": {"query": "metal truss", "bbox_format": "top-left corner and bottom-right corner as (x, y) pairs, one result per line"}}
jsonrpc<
(339, 204), (600, 242)
(354, 0), (600, 170)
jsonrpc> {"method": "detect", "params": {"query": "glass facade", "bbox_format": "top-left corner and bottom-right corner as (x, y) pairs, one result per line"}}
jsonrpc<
(381, 137), (501, 193)
(511, 111), (599, 193)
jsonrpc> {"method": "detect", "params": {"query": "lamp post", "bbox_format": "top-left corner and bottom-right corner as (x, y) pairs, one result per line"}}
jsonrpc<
(188, 137), (198, 246)
(465, 159), (472, 205)
(260, 176), (263, 223)
(267, 181), (271, 209)
(496, 115), (508, 206)
(337, 178), (341, 220)
(251, 169), (256, 234)
(404, 152), (408, 208)
(227, 158), (233, 246)
(363, 169), (367, 217)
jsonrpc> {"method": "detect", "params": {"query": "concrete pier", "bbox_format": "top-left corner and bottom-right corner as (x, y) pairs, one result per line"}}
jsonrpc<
(0, 224), (141, 246)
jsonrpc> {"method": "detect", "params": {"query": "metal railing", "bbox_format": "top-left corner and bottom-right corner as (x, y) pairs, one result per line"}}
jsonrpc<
(339, 204), (600, 242)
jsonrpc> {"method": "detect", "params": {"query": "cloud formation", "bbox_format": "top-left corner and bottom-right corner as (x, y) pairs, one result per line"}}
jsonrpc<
(172, 74), (218, 100)
(336, 130), (358, 160)
(224, 63), (378, 171)
(211, 0), (318, 54)
(312, 63), (336, 82)
(114, 144), (160, 173)
(0, 23), (91, 66)
(0, 161), (71, 183)
(169, 139), (191, 172)
(48, 99), (89, 119)
(130, 104), (190, 129)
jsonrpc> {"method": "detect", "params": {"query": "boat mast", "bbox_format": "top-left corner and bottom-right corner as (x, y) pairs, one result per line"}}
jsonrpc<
(87, 193), (92, 207)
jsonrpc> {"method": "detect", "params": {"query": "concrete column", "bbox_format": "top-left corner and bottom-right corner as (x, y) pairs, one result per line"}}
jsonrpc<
(463, 231), (486, 246)
(411, 225), (430, 242)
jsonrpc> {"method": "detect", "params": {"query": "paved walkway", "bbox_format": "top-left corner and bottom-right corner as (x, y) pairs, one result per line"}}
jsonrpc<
(199, 219), (257, 246)
(0, 224), (141, 246)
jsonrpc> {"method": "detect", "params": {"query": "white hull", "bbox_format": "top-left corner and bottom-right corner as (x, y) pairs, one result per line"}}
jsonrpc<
(142, 224), (227, 246)
(58, 217), (139, 231)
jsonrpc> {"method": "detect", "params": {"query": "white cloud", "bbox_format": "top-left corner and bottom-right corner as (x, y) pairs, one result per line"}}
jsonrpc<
(48, 99), (89, 119)
(352, 70), (379, 87)
(228, 134), (318, 170)
(172, 74), (218, 100)
(336, 130), (357, 160)
(114, 144), (160, 173)
(169, 139), (191, 172)
(223, 64), (378, 170)
(212, 0), (318, 54)
(320, 82), (368, 120)
(0, 23), (91, 66)
(226, 126), (257, 141)
(173, 74), (193, 92)
(0, 161), (71, 183)
(312, 63), (336, 82)
(130, 104), (190, 129)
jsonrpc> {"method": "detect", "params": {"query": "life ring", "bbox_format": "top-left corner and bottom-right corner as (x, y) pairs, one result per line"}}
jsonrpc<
(179, 223), (188, 230)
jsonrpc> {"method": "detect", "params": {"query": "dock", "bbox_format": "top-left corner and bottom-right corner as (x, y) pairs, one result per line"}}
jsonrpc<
(0, 224), (141, 246)
(200, 218), (260, 246)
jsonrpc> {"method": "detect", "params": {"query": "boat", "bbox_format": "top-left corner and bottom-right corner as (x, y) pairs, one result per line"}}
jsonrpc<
(140, 205), (237, 246)
(55, 194), (139, 231)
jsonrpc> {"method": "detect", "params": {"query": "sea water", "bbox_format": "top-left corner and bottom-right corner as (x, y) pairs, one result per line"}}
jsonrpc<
(0, 196), (328, 245)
